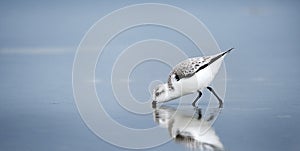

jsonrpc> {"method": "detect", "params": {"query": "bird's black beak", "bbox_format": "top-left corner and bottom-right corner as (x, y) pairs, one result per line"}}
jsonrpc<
(152, 101), (157, 109)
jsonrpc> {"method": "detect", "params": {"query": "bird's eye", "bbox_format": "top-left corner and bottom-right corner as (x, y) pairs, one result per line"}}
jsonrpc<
(174, 74), (180, 81)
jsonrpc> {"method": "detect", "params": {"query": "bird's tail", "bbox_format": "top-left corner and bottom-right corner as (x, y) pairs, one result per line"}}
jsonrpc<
(208, 48), (234, 65)
(222, 47), (234, 56)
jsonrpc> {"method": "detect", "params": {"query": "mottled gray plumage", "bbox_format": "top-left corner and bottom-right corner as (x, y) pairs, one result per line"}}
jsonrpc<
(167, 48), (234, 89)
(167, 56), (208, 89)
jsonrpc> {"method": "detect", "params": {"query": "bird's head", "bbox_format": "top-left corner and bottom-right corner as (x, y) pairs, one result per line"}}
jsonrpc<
(152, 83), (169, 103)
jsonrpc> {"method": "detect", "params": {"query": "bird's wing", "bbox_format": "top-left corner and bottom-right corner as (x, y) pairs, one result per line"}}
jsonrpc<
(167, 56), (210, 88)
(173, 56), (210, 79)
(167, 48), (234, 89)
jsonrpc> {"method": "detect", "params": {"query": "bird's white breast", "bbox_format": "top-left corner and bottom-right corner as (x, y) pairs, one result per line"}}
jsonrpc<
(178, 66), (213, 95)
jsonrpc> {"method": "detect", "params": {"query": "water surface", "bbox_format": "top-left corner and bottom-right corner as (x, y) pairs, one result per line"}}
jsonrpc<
(1, 1), (300, 151)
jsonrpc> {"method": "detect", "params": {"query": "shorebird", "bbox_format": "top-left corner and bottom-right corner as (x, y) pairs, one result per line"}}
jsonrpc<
(152, 48), (234, 107)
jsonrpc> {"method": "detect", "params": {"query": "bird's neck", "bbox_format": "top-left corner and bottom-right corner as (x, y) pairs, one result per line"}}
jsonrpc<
(166, 84), (182, 101)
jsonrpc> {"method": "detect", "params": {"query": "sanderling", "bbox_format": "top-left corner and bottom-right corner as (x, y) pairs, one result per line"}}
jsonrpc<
(152, 48), (234, 107)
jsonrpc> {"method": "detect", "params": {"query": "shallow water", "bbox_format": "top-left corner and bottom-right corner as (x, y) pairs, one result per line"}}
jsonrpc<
(1, 1), (300, 151)
(0, 51), (299, 151)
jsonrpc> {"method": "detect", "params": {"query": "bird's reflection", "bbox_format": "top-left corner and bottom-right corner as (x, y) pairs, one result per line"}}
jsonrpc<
(153, 105), (224, 151)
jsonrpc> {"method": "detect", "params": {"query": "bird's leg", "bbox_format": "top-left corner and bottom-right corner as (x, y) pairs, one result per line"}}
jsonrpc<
(207, 86), (223, 108)
(192, 90), (202, 107)
(193, 106), (202, 120)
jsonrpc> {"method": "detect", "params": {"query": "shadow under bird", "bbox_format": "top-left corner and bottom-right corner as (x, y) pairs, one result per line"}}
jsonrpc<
(152, 48), (234, 107)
